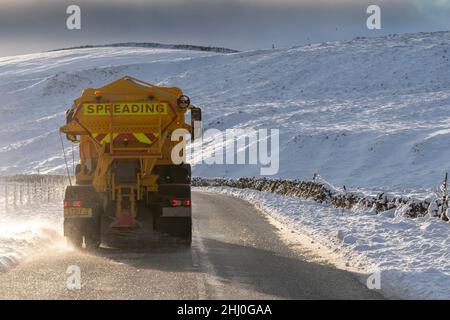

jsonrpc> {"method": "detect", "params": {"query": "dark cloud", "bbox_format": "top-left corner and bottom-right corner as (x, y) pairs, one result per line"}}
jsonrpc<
(0, 0), (448, 56)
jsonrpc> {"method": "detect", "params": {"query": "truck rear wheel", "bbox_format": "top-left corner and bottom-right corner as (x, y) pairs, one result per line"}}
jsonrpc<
(156, 216), (192, 244)
(84, 234), (101, 249)
(65, 220), (101, 249)
(66, 232), (83, 248)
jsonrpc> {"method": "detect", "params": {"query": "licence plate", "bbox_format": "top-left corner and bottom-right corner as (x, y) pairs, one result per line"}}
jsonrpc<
(64, 207), (93, 218)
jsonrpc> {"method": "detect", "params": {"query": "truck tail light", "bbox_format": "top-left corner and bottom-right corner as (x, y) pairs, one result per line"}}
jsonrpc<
(171, 199), (190, 207)
(182, 200), (190, 207)
(64, 200), (82, 207)
(171, 199), (181, 207)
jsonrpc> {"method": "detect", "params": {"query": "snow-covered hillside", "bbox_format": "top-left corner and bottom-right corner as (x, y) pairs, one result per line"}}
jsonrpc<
(1, 31), (450, 191)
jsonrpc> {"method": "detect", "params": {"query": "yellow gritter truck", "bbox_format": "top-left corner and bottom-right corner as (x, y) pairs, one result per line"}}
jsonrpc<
(59, 76), (201, 248)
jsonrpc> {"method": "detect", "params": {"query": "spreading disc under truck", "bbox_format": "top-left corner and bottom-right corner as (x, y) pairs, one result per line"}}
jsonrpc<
(60, 76), (201, 248)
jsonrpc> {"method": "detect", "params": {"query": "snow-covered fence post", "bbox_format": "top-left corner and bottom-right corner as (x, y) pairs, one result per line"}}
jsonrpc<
(13, 183), (17, 207)
(40, 179), (43, 203)
(47, 179), (51, 203)
(33, 181), (37, 204)
(438, 172), (448, 220)
(19, 183), (23, 206)
(27, 181), (31, 206)
(4, 179), (8, 210)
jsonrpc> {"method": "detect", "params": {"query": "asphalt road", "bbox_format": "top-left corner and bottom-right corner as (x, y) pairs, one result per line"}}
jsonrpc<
(0, 191), (383, 299)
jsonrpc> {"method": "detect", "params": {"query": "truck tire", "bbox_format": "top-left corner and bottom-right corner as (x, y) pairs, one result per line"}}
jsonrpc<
(84, 234), (101, 249)
(66, 231), (83, 248)
(156, 217), (191, 241)
(154, 184), (192, 244)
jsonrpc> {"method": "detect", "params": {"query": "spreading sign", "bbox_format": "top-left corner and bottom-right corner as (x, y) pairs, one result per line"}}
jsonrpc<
(82, 102), (168, 116)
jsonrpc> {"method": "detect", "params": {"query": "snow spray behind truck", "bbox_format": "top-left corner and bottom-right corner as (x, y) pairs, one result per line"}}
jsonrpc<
(60, 76), (202, 248)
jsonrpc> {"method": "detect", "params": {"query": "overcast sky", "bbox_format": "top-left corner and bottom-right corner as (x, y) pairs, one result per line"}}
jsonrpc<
(0, 0), (449, 57)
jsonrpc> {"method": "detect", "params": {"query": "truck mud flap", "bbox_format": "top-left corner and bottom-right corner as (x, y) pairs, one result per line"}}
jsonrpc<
(161, 207), (191, 217)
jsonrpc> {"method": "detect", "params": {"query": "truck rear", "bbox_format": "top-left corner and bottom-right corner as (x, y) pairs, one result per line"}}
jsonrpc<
(60, 76), (201, 248)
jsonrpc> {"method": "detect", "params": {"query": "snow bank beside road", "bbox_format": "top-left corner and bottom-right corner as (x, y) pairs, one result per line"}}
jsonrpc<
(0, 180), (67, 272)
(0, 220), (64, 272)
(198, 186), (450, 299)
